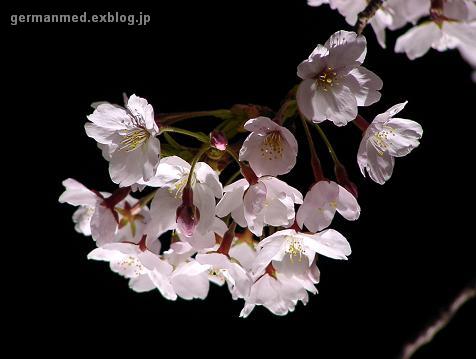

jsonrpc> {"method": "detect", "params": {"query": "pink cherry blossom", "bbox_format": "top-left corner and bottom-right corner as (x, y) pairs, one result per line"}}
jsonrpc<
(215, 177), (303, 236)
(252, 229), (351, 278)
(357, 102), (423, 185)
(239, 116), (298, 177)
(296, 180), (360, 233)
(297, 30), (382, 126)
(85, 94), (160, 187)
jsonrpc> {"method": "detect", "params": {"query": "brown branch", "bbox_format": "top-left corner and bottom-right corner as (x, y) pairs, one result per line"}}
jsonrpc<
(399, 278), (476, 359)
(355, 0), (384, 35)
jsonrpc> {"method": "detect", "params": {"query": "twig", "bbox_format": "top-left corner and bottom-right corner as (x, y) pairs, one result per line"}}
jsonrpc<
(355, 0), (384, 35)
(399, 278), (476, 359)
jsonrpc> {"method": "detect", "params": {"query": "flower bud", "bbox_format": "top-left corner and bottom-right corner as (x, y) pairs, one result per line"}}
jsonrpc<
(210, 130), (228, 151)
(176, 186), (200, 237)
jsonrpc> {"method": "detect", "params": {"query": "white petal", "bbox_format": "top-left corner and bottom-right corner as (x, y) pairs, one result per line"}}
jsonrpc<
(303, 229), (351, 260)
(344, 67), (383, 107)
(395, 22), (441, 60)
(194, 162), (223, 198)
(59, 178), (98, 206)
(336, 185), (361, 221)
(147, 188), (180, 239)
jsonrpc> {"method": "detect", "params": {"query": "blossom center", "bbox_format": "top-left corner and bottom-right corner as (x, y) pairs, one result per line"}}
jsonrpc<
(285, 236), (305, 263)
(260, 131), (284, 160)
(315, 67), (338, 91)
(119, 127), (150, 152)
(370, 126), (397, 156)
(119, 256), (144, 276)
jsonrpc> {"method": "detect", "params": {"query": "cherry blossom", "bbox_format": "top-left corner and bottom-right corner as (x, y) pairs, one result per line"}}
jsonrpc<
(195, 252), (252, 299)
(215, 177), (303, 236)
(85, 94), (161, 187)
(145, 156), (223, 241)
(297, 180), (360, 233)
(357, 102), (423, 185)
(297, 30), (382, 126)
(252, 229), (351, 278)
(395, 3), (476, 60)
(239, 116), (298, 176)
(240, 262), (320, 317)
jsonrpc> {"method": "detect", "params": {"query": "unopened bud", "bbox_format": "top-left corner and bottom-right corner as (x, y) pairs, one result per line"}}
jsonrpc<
(210, 130), (228, 151)
(176, 186), (200, 237)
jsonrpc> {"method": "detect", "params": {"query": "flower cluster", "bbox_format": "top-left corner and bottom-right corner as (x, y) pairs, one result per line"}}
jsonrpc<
(308, 0), (476, 81)
(60, 29), (423, 317)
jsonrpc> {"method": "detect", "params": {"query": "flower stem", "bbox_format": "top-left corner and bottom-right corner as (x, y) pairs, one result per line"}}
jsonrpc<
(187, 145), (211, 187)
(158, 110), (231, 126)
(353, 114), (370, 133)
(160, 126), (210, 143)
(299, 113), (325, 182)
(355, 0), (384, 35)
(313, 123), (340, 164)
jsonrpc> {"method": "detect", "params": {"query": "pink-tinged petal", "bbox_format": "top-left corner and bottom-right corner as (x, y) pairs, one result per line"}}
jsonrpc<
(243, 116), (282, 134)
(87, 104), (129, 130)
(369, 12), (389, 48)
(109, 148), (144, 187)
(344, 67), (383, 106)
(59, 178), (98, 206)
(365, 142), (395, 185)
(395, 22), (442, 60)
(215, 180), (247, 217)
(127, 94), (157, 133)
(385, 118), (423, 157)
(227, 262), (252, 298)
(129, 275), (156, 293)
(90, 203), (117, 246)
(194, 162), (223, 198)
(260, 177), (303, 204)
(193, 182), (216, 235)
(264, 195), (296, 227)
(297, 79), (326, 123)
(253, 237), (287, 276)
(84, 123), (120, 146)
(320, 85), (358, 126)
(296, 181), (339, 232)
(147, 188), (181, 239)
(148, 269), (177, 300)
(171, 262), (210, 300)
(244, 182), (267, 217)
(373, 101), (408, 124)
(443, 22), (476, 49)
(357, 133), (370, 177)
(326, 30), (367, 68)
(231, 206), (247, 227)
(303, 229), (351, 260)
(244, 182), (267, 236)
(330, 0), (366, 25)
(140, 156), (189, 187)
(336, 185), (361, 221)
(141, 136), (161, 182)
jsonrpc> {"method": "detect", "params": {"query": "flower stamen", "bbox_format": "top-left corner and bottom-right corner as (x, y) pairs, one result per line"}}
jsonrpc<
(260, 131), (284, 160)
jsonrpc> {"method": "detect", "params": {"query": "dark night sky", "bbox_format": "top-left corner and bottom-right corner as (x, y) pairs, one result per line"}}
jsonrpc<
(5, 1), (475, 357)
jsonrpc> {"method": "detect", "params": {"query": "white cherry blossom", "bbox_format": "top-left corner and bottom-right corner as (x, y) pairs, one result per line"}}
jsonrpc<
(85, 94), (161, 187)
(357, 102), (423, 185)
(215, 177), (303, 236)
(195, 252), (252, 299)
(297, 30), (382, 126)
(297, 180), (360, 233)
(239, 116), (298, 177)
(145, 156), (223, 241)
(252, 229), (351, 277)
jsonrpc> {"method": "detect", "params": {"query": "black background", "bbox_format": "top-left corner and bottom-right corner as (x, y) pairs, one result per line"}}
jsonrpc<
(5, 1), (475, 357)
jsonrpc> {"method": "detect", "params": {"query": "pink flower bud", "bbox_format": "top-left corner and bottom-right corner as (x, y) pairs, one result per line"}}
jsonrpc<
(210, 130), (228, 151)
(176, 186), (200, 237)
